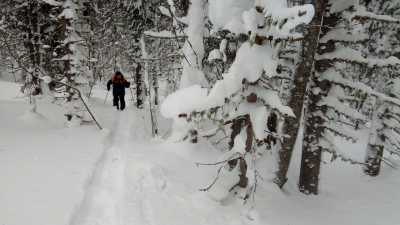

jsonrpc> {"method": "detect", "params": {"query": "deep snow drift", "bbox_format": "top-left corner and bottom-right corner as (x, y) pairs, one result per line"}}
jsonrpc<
(1, 80), (399, 225)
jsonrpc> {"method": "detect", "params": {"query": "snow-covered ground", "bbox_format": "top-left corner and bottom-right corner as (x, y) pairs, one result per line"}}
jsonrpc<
(1, 80), (399, 225)
(0, 81), (106, 225)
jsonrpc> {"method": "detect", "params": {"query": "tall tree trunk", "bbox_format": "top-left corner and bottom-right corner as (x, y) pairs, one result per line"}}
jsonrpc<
(364, 104), (384, 176)
(135, 63), (143, 108)
(364, 140), (384, 176)
(274, 0), (328, 188)
(298, 79), (330, 195)
(298, 0), (334, 195)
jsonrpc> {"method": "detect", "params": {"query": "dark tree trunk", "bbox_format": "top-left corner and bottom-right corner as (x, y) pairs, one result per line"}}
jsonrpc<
(298, 0), (337, 195)
(299, 78), (330, 195)
(239, 121), (254, 188)
(135, 63), (143, 108)
(228, 118), (243, 169)
(227, 117), (253, 188)
(189, 129), (198, 143)
(364, 144), (384, 176)
(364, 108), (385, 176)
(274, 0), (328, 188)
(238, 158), (248, 188)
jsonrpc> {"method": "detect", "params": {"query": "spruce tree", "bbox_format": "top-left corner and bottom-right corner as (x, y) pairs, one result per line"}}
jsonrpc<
(299, 0), (400, 194)
(162, 0), (314, 198)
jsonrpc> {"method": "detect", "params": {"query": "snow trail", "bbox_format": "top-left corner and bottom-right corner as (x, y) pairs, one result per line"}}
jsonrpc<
(70, 111), (131, 225)
(69, 108), (260, 225)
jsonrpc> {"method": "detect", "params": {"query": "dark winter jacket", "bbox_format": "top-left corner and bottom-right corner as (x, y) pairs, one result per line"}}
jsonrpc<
(107, 75), (130, 95)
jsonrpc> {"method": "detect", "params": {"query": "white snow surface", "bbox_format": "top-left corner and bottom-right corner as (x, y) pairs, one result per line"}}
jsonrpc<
(1, 80), (400, 225)
(208, 0), (254, 30)
(262, 3), (315, 35)
(179, 0), (208, 88)
(329, 0), (358, 13)
(210, 0), (314, 38)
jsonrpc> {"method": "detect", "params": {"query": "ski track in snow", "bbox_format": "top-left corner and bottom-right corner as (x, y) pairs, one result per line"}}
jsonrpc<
(70, 112), (129, 225)
(70, 108), (256, 225)
(70, 109), (171, 225)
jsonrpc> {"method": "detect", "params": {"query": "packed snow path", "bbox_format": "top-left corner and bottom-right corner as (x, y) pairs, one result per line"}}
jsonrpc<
(70, 111), (129, 225)
(70, 109), (256, 225)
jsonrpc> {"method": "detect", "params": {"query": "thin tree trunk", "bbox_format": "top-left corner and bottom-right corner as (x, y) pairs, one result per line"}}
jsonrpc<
(274, 0), (328, 188)
(239, 121), (254, 188)
(227, 117), (253, 188)
(364, 104), (384, 176)
(135, 63), (143, 108)
(364, 142), (384, 176)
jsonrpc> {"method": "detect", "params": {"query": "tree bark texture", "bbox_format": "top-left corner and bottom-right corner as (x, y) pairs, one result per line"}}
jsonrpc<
(364, 142), (384, 176)
(135, 63), (143, 108)
(299, 78), (331, 195)
(227, 116), (254, 188)
(274, 0), (328, 188)
(364, 106), (384, 176)
(298, 0), (334, 195)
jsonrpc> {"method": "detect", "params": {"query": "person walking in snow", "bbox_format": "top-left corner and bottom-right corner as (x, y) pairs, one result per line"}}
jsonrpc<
(107, 71), (130, 111)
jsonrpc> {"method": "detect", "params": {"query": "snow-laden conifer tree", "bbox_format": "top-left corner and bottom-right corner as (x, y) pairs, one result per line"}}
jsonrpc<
(57, 0), (92, 126)
(360, 0), (400, 176)
(162, 0), (314, 199)
(298, 0), (400, 194)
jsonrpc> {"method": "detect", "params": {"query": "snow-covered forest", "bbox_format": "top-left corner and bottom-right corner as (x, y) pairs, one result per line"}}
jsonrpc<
(1, 0), (400, 225)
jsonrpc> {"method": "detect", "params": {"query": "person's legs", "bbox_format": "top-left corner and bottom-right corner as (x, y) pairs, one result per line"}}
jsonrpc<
(120, 94), (126, 111)
(113, 94), (119, 110)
